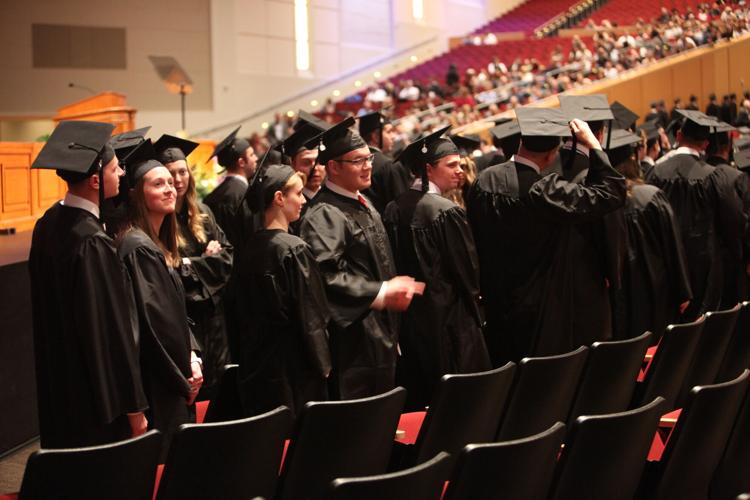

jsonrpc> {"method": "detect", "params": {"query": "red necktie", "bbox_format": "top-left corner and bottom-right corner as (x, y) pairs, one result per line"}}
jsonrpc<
(357, 194), (368, 208)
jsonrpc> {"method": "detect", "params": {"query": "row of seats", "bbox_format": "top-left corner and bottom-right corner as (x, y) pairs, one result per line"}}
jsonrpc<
(576, 0), (706, 27)
(472, 0), (584, 35)
(8, 302), (750, 499)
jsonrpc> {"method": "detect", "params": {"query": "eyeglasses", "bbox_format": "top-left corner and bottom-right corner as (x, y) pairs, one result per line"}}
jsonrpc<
(335, 153), (375, 168)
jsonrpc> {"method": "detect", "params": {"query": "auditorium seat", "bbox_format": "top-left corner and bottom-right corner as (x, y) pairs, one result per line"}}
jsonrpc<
(677, 304), (741, 406)
(443, 422), (566, 500)
(203, 364), (242, 423)
(548, 397), (666, 500)
(277, 387), (406, 500)
(633, 317), (705, 411)
(154, 406), (291, 500)
(716, 301), (750, 383)
(567, 331), (652, 426)
(472, 0), (582, 35)
(17, 430), (161, 500)
(496, 346), (588, 441)
(393, 362), (515, 466)
(325, 451), (452, 500)
(639, 369), (750, 500)
(711, 380), (750, 500)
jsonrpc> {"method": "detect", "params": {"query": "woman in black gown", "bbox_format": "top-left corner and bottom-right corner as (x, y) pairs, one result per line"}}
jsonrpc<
(117, 140), (203, 458)
(157, 135), (233, 400)
(234, 165), (331, 417)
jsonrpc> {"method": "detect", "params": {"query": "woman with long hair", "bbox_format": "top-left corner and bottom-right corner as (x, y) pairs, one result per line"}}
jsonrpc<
(117, 139), (202, 459)
(156, 135), (233, 400)
(608, 130), (692, 342)
(444, 153), (478, 208)
(234, 165), (331, 417)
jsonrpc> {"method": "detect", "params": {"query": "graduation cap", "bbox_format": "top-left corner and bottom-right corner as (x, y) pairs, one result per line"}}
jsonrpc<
(637, 120), (661, 143)
(674, 109), (727, 141)
(558, 94), (614, 124)
(734, 136), (750, 151)
(396, 125), (457, 192)
(359, 111), (389, 139)
(294, 110), (331, 132)
(304, 116), (367, 165)
(490, 120), (522, 156)
(515, 107), (571, 152)
(109, 126), (151, 160)
(449, 134), (481, 156)
(606, 129), (642, 167)
(275, 123), (322, 159)
(153, 134), (199, 165)
(211, 126), (250, 168)
(246, 163), (297, 212)
(610, 101), (640, 131)
(123, 139), (164, 187)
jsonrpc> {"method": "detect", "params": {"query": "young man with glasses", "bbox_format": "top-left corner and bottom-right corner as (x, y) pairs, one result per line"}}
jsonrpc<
(299, 116), (424, 399)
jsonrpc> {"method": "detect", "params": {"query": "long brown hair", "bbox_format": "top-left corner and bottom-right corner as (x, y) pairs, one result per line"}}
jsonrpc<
(126, 175), (181, 268)
(177, 164), (207, 249)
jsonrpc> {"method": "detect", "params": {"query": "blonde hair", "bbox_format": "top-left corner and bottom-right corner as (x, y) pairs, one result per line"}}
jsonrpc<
(176, 164), (207, 249)
(444, 155), (478, 209)
(125, 175), (180, 268)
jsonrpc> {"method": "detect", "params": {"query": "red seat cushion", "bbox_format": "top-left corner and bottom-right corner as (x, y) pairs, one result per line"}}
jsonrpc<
(396, 411), (427, 445)
(647, 431), (665, 461)
(152, 463), (165, 500)
(195, 400), (209, 424)
(0, 494), (18, 500)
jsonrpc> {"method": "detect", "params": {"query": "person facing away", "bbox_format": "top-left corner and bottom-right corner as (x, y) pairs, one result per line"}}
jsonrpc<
(28, 120), (148, 448)
(235, 165), (332, 417)
(116, 139), (203, 460)
(466, 107), (626, 364)
(203, 126), (258, 247)
(646, 110), (746, 318)
(156, 135), (234, 401)
(299, 116), (425, 399)
(384, 126), (490, 409)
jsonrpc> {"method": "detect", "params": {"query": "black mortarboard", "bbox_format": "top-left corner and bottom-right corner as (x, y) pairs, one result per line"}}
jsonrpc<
(304, 116), (367, 165)
(610, 101), (640, 130)
(294, 110), (331, 132)
(558, 94), (614, 123)
(449, 134), (481, 156)
(675, 109), (725, 141)
(637, 120), (661, 142)
(606, 129), (641, 167)
(515, 107), (571, 152)
(734, 136), (750, 151)
(211, 126), (250, 167)
(359, 111), (389, 138)
(123, 139), (164, 186)
(275, 123), (321, 158)
(490, 120), (522, 155)
(109, 126), (151, 160)
(153, 134), (199, 165)
(247, 163), (297, 212)
(32, 120), (116, 176)
(396, 125), (457, 192)
(734, 148), (750, 170)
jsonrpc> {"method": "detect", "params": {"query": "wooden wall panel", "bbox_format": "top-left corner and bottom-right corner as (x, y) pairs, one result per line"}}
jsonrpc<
(671, 57), (703, 110)
(728, 36), (750, 98)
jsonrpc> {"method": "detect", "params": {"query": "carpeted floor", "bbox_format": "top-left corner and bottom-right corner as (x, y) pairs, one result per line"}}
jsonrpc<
(0, 440), (38, 495)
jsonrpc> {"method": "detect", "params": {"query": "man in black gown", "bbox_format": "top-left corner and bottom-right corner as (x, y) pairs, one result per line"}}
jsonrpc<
(28, 120), (148, 448)
(466, 107), (626, 364)
(300, 116), (424, 399)
(384, 127), (490, 409)
(360, 111), (411, 214)
(646, 110), (746, 318)
(203, 126), (257, 246)
(637, 121), (661, 178)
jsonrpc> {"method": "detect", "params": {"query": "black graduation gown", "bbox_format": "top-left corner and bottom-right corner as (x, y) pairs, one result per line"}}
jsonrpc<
(475, 151), (506, 173)
(641, 160), (655, 179)
(466, 149), (626, 364)
(384, 189), (490, 408)
(646, 153), (746, 317)
(612, 185), (693, 342)
(299, 186), (399, 399)
(29, 203), (147, 448)
(235, 229), (331, 417)
(203, 175), (247, 247)
(362, 147), (411, 214)
(707, 156), (750, 306)
(118, 229), (194, 458)
(176, 202), (233, 398)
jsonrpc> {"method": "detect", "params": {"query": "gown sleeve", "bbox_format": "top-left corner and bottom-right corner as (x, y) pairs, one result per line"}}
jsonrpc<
(530, 149), (627, 222)
(286, 243), (332, 377)
(124, 245), (192, 399)
(300, 204), (383, 328)
(75, 236), (149, 420)
(180, 205), (234, 303)
(651, 190), (693, 303)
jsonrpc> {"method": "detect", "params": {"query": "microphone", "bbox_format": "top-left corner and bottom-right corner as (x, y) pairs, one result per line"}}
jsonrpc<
(68, 82), (97, 95)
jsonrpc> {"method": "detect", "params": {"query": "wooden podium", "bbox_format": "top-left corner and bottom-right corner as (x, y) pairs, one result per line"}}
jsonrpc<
(0, 92), (136, 233)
